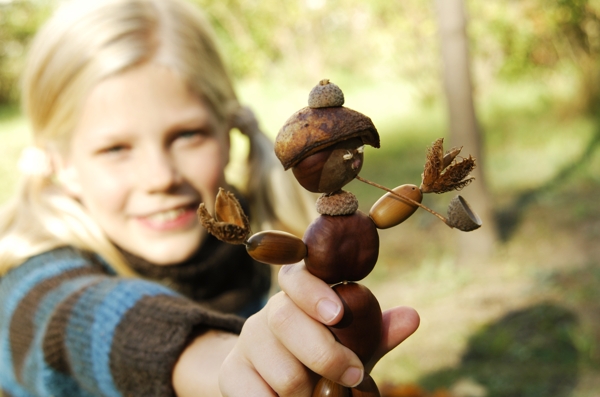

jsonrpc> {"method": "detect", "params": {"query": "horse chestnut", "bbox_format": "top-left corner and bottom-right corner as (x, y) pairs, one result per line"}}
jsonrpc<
(303, 211), (379, 283)
(292, 138), (364, 193)
(329, 282), (382, 365)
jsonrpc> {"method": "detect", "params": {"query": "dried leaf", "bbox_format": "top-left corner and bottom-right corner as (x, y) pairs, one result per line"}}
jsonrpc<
(420, 139), (476, 194)
(197, 188), (251, 244)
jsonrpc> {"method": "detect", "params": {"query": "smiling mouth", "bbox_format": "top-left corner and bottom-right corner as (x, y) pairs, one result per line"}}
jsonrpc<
(138, 203), (198, 230)
(144, 207), (189, 223)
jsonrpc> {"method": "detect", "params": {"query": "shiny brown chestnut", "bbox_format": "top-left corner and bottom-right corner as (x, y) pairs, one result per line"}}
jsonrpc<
(329, 282), (382, 366)
(303, 211), (379, 284)
(312, 374), (380, 397)
(312, 378), (351, 397)
(292, 138), (365, 193)
(351, 375), (380, 397)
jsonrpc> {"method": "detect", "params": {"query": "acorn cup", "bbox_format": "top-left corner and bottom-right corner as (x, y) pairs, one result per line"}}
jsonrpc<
(447, 195), (482, 232)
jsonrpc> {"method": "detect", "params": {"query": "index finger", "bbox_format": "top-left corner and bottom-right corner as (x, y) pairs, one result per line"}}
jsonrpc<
(278, 262), (344, 326)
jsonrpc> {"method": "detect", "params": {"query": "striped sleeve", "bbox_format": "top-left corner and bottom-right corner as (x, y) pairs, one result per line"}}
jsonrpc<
(0, 248), (245, 397)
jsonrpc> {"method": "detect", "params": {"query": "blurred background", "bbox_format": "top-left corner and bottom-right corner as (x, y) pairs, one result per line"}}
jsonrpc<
(1, 0), (599, 396)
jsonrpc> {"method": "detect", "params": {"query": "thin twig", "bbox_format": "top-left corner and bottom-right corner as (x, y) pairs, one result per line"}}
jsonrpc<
(355, 175), (453, 228)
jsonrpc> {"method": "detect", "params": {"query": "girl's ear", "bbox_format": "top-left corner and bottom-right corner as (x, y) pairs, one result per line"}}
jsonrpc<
(51, 152), (83, 198)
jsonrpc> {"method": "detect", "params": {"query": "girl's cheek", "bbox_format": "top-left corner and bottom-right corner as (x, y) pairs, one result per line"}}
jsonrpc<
(80, 164), (132, 212)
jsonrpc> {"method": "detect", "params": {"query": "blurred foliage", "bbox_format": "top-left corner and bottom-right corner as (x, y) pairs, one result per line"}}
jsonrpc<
(0, 0), (54, 105)
(420, 303), (580, 397)
(2, 0), (600, 110)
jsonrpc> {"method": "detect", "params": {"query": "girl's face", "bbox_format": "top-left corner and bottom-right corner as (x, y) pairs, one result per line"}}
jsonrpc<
(59, 63), (230, 264)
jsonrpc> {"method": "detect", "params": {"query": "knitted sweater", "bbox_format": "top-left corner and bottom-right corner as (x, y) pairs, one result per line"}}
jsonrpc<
(0, 236), (270, 397)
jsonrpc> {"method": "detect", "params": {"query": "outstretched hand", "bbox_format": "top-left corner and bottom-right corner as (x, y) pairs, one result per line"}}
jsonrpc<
(219, 263), (419, 397)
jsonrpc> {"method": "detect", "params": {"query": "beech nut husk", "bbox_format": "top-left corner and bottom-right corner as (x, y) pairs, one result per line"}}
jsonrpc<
(197, 188), (251, 244)
(447, 195), (482, 231)
(369, 184), (423, 229)
(246, 231), (307, 265)
(303, 211), (379, 284)
(275, 106), (379, 170)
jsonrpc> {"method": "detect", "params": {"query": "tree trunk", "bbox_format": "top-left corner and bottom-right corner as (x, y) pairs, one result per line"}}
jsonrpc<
(434, 0), (497, 263)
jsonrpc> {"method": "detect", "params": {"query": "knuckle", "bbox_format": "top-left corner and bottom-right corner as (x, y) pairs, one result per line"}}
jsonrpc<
(272, 365), (310, 396)
(266, 293), (295, 333)
(308, 342), (349, 378)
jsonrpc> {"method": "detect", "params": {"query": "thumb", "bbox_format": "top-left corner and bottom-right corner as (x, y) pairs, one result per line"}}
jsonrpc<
(366, 306), (420, 373)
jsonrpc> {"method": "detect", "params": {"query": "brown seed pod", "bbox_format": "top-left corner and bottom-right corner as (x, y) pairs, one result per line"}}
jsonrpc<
(274, 106), (379, 171)
(369, 184), (423, 229)
(197, 188), (251, 244)
(329, 282), (382, 365)
(245, 230), (307, 265)
(447, 195), (482, 231)
(292, 138), (364, 193)
(303, 211), (379, 284)
(308, 79), (345, 108)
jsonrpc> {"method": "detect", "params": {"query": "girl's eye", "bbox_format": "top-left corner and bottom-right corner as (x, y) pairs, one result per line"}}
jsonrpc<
(179, 130), (205, 139)
(175, 129), (208, 144)
(98, 144), (129, 155)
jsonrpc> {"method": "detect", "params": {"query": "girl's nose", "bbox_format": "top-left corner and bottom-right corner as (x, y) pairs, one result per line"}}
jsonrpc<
(139, 150), (182, 193)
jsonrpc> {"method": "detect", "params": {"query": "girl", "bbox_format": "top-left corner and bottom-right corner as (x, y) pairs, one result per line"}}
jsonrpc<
(0, 0), (420, 396)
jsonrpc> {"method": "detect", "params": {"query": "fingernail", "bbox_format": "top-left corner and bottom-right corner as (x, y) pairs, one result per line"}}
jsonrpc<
(316, 299), (341, 323)
(340, 366), (363, 388)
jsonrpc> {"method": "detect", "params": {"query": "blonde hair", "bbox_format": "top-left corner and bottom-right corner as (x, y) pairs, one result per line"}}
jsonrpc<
(0, 0), (316, 276)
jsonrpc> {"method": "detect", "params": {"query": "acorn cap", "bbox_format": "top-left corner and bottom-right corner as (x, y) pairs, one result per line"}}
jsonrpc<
(274, 106), (380, 170)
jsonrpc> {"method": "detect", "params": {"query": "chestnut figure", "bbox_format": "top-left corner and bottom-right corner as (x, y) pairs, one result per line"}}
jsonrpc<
(197, 79), (482, 397)
(303, 211), (379, 284)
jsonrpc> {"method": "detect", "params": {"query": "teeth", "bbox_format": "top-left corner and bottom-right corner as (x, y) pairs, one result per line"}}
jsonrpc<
(145, 208), (186, 223)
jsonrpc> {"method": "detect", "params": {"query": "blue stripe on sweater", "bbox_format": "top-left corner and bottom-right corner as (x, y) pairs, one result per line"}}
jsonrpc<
(25, 276), (102, 396)
(0, 255), (90, 397)
(66, 279), (177, 397)
(0, 253), (89, 325)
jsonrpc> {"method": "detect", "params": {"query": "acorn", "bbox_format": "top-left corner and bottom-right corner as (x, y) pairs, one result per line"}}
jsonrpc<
(274, 80), (380, 194)
(303, 212), (379, 284)
(245, 230), (307, 265)
(369, 184), (423, 229)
